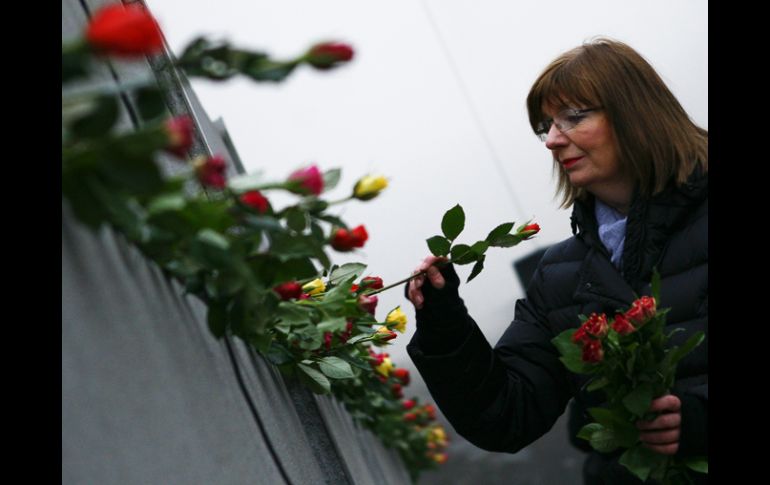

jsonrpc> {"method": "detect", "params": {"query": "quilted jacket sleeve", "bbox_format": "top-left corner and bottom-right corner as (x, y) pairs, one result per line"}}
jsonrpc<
(406, 263), (573, 453)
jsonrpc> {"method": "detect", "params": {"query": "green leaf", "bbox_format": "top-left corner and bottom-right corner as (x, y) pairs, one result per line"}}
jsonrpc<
(450, 244), (476, 265)
(323, 169), (342, 192)
(577, 423), (603, 441)
(318, 357), (355, 379)
(587, 407), (639, 447)
(426, 236), (451, 257)
(243, 214), (286, 233)
(272, 258), (318, 283)
(297, 363), (331, 394)
(197, 229), (230, 250)
(488, 234), (522, 248)
(313, 214), (348, 229)
(328, 263), (367, 286)
(485, 222), (514, 243)
(275, 302), (316, 326)
(264, 341), (294, 366)
(467, 255), (485, 283)
(206, 301), (228, 338)
(589, 427), (620, 453)
(586, 377), (610, 392)
(667, 331), (705, 368)
(441, 204), (465, 241)
(285, 207), (307, 232)
(317, 317), (347, 333)
(71, 95), (120, 139)
(683, 457), (708, 474)
(618, 445), (663, 482)
(622, 382), (654, 417)
(135, 85), (167, 121)
(147, 193), (186, 214)
(470, 240), (489, 256)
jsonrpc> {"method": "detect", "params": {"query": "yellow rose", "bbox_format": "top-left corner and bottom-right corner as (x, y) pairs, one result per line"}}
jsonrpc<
(429, 426), (447, 446)
(386, 306), (408, 333)
(375, 355), (394, 377)
(353, 175), (388, 201)
(301, 278), (326, 295)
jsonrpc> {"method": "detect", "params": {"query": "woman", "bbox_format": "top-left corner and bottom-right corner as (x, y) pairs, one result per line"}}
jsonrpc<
(406, 38), (707, 484)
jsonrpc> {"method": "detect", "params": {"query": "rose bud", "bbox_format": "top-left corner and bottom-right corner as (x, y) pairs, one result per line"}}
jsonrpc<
(611, 313), (636, 336)
(583, 313), (609, 339)
(517, 222), (541, 240)
(349, 284), (359, 293)
(429, 426), (447, 445)
(392, 368), (410, 386)
(305, 42), (354, 70)
(239, 190), (270, 214)
(402, 399), (416, 411)
(581, 339), (604, 363)
(287, 165), (324, 196)
(353, 175), (388, 201)
(432, 453), (448, 464)
(374, 355), (393, 377)
(193, 155), (227, 189)
(385, 306), (408, 333)
(404, 412), (417, 422)
(339, 321), (354, 343)
(360, 276), (384, 290)
(571, 326), (590, 346)
(368, 351), (385, 368)
(391, 383), (404, 399)
(273, 281), (303, 300)
(164, 115), (194, 158)
(624, 304), (646, 327)
(358, 294), (378, 315)
(85, 3), (163, 57)
(637, 296), (657, 320)
(302, 278), (326, 296)
(331, 225), (368, 252)
(298, 293), (311, 300)
(424, 404), (437, 420)
(323, 331), (333, 350)
(375, 326), (397, 343)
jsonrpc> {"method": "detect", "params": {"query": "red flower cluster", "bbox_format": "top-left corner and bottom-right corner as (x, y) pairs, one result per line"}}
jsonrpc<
(86, 4), (163, 57)
(331, 225), (368, 251)
(240, 190), (270, 214)
(305, 42), (354, 70)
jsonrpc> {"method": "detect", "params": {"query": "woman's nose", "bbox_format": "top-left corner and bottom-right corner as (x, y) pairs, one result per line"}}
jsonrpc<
(544, 124), (568, 150)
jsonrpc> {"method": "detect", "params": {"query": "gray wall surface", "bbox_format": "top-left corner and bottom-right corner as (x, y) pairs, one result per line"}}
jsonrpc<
(62, 1), (411, 483)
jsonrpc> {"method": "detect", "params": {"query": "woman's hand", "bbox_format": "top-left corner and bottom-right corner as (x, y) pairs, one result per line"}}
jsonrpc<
(407, 256), (449, 309)
(636, 394), (681, 455)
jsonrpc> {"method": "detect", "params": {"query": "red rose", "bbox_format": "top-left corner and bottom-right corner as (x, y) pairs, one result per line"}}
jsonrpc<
(582, 313), (609, 339)
(358, 294), (378, 315)
(339, 321), (354, 343)
(402, 399), (416, 411)
(298, 293), (311, 300)
(392, 383), (404, 399)
(306, 42), (354, 70)
(518, 223), (541, 240)
(273, 281), (303, 300)
(287, 165), (324, 196)
(368, 350), (385, 367)
(404, 412), (417, 422)
(571, 326), (590, 345)
(624, 304), (645, 327)
(636, 296), (657, 320)
(164, 115), (194, 158)
(424, 404), (437, 420)
(349, 284), (359, 293)
(612, 313), (636, 336)
(85, 4), (163, 57)
(581, 339), (604, 363)
(331, 225), (368, 252)
(240, 190), (270, 214)
(361, 276), (384, 290)
(194, 155), (227, 188)
(392, 368), (410, 385)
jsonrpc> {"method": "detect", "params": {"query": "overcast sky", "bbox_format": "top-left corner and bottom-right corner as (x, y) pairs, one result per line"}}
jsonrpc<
(145, 0), (708, 366)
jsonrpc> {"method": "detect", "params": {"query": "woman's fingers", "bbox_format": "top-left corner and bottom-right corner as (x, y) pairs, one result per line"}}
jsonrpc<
(408, 256), (449, 309)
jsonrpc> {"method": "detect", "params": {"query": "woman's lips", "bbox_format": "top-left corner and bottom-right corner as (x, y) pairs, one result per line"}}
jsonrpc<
(561, 156), (583, 169)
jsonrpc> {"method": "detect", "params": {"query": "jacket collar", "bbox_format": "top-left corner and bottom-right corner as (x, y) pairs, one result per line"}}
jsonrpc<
(570, 165), (708, 296)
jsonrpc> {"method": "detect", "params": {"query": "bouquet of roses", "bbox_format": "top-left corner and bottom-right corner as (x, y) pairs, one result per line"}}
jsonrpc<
(551, 272), (707, 484)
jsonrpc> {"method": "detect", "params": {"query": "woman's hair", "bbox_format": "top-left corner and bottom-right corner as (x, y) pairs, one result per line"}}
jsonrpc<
(526, 37), (708, 208)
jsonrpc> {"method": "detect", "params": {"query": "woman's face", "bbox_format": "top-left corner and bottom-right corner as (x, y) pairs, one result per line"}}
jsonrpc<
(542, 104), (632, 203)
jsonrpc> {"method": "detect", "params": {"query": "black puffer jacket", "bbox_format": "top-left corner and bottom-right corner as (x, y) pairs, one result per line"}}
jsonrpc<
(407, 168), (707, 484)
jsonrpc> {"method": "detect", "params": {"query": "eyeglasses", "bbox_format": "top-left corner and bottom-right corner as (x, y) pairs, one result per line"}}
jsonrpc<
(535, 107), (601, 142)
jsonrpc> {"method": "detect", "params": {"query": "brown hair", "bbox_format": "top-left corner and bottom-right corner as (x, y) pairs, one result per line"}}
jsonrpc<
(526, 37), (708, 208)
